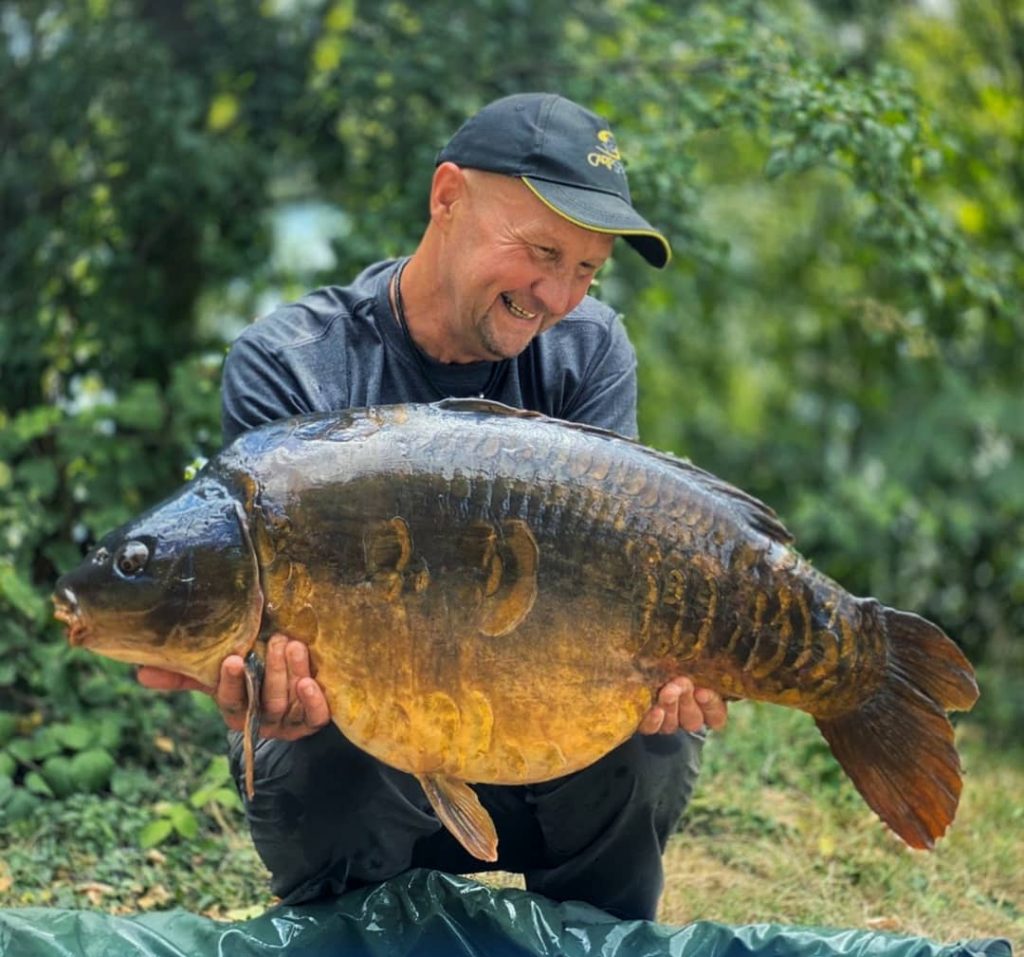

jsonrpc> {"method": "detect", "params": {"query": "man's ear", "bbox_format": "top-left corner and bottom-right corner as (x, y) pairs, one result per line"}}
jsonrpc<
(429, 162), (468, 224)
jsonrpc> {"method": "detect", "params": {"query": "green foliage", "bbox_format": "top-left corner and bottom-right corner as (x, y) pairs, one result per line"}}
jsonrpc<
(1, 0), (1020, 830)
(139, 756), (242, 849)
(0, 750), (270, 914)
(0, 350), (223, 811)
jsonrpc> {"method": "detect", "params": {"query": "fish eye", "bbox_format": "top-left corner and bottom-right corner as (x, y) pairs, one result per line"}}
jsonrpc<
(114, 541), (149, 578)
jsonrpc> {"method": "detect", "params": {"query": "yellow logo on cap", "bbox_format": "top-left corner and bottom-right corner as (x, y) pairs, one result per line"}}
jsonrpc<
(588, 129), (624, 173)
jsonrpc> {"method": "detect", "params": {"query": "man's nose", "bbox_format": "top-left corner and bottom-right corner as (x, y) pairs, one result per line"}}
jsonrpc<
(532, 270), (580, 318)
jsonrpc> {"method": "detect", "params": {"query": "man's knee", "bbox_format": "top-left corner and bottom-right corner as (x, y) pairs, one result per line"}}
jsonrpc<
(228, 727), (440, 903)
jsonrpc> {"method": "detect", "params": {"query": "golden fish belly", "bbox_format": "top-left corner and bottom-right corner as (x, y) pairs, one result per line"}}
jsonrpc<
(271, 575), (655, 784)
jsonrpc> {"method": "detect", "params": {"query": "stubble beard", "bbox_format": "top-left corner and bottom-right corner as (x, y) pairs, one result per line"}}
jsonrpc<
(476, 303), (544, 362)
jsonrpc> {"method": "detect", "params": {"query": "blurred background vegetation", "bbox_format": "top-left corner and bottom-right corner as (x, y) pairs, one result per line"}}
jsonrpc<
(0, 0), (1021, 885)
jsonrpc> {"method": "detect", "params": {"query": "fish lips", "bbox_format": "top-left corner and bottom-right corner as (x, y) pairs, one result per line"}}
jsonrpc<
(52, 585), (90, 647)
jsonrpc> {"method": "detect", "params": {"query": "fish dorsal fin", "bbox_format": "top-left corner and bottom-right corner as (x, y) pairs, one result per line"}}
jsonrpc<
(417, 773), (499, 862)
(433, 397), (545, 420)
(431, 399), (794, 547)
(670, 461), (795, 546)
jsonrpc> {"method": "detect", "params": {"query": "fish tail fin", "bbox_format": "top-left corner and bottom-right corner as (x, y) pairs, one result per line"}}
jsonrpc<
(815, 607), (979, 849)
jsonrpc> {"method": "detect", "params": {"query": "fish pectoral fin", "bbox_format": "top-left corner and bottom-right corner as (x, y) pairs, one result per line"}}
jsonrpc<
(416, 773), (498, 863)
(242, 650), (265, 800)
(479, 519), (539, 638)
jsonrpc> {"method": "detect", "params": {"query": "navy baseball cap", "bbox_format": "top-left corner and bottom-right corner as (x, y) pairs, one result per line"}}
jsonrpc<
(436, 93), (672, 268)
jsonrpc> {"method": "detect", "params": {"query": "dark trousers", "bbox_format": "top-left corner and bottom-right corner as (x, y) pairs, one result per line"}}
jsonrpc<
(228, 725), (704, 921)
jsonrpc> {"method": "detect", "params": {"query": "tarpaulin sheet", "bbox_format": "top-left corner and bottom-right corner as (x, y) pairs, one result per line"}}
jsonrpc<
(0, 869), (1012, 957)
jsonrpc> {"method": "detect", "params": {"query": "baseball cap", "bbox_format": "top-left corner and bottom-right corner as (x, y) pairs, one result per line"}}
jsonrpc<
(436, 93), (672, 268)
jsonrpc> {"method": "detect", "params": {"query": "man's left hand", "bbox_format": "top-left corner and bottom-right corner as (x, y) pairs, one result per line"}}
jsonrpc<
(639, 676), (728, 735)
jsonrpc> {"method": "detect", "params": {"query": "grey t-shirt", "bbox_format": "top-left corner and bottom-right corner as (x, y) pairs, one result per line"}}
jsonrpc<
(221, 258), (638, 443)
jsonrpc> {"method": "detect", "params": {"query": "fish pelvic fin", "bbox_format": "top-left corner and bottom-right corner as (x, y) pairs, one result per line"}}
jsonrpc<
(242, 649), (265, 801)
(417, 773), (498, 863)
(815, 607), (979, 850)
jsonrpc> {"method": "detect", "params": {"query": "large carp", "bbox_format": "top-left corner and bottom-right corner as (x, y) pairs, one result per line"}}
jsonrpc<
(53, 399), (978, 862)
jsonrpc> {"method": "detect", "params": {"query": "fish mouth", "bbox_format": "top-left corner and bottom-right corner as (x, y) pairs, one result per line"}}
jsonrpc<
(53, 587), (90, 647)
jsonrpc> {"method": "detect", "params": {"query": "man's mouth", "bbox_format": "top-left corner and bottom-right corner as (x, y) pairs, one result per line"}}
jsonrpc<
(500, 293), (538, 321)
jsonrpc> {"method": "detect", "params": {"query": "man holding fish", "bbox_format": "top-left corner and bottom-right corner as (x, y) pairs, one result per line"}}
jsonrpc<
(139, 93), (729, 921)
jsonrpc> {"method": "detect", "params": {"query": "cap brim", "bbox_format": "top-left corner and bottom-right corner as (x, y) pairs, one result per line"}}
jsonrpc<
(522, 177), (672, 269)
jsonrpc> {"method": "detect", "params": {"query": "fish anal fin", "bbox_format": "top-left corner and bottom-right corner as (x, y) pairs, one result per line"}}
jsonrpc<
(478, 519), (539, 637)
(417, 773), (498, 862)
(815, 606), (978, 849)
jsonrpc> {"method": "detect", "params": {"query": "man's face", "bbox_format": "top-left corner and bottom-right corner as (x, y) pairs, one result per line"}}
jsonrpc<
(440, 170), (615, 362)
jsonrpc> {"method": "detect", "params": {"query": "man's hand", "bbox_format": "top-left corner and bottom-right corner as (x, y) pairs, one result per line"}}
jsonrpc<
(638, 676), (728, 735)
(137, 635), (331, 741)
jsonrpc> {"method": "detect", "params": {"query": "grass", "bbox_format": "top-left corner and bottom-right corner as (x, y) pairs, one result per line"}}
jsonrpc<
(656, 704), (1022, 949)
(1, 705), (1020, 951)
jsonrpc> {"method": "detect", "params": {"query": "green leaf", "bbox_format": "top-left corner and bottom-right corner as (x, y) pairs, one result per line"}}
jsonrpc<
(25, 771), (54, 798)
(69, 748), (115, 792)
(168, 803), (199, 839)
(764, 149), (791, 178)
(113, 380), (165, 430)
(3, 788), (39, 822)
(110, 766), (150, 799)
(6, 738), (35, 765)
(201, 755), (232, 786)
(10, 406), (61, 445)
(53, 722), (96, 752)
(139, 818), (175, 849)
(31, 727), (63, 761)
(14, 457), (59, 499)
(78, 673), (120, 706)
(211, 787), (242, 810)
(95, 715), (124, 751)
(0, 712), (17, 747)
(0, 561), (47, 621)
(189, 784), (217, 808)
(41, 755), (76, 798)
(0, 752), (16, 779)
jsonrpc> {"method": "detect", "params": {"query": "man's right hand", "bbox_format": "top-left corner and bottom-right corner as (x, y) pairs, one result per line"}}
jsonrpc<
(137, 634), (331, 741)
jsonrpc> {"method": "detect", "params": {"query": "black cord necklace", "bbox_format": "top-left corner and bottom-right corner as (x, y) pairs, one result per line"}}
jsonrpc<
(389, 259), (508, 400)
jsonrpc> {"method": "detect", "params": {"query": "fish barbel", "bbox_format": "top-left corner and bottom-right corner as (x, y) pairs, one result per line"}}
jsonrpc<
(52, 399), (979, 861)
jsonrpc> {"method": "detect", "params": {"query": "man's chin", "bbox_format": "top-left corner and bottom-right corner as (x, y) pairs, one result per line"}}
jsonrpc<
(480, 317), (549, 361)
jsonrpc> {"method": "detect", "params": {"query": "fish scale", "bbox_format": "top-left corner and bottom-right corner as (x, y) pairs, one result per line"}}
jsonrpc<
(53, 398), (978, 863)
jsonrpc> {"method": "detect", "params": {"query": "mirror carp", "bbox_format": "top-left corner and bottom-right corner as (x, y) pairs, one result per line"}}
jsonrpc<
(53, 399), (979, 862)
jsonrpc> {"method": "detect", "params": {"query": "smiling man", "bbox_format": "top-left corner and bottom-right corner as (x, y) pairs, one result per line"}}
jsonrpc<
(140, 93), (727, 922)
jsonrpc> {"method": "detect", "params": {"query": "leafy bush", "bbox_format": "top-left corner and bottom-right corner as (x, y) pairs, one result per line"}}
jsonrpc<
(1, 0), (1020, 827)
(0, 355), (223, 818)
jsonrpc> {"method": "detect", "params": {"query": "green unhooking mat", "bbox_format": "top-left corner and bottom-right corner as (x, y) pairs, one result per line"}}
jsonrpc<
(0, 869), (1012, 957)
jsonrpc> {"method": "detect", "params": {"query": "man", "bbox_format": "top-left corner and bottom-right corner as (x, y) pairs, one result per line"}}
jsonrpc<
(141, 93), (727, 921)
